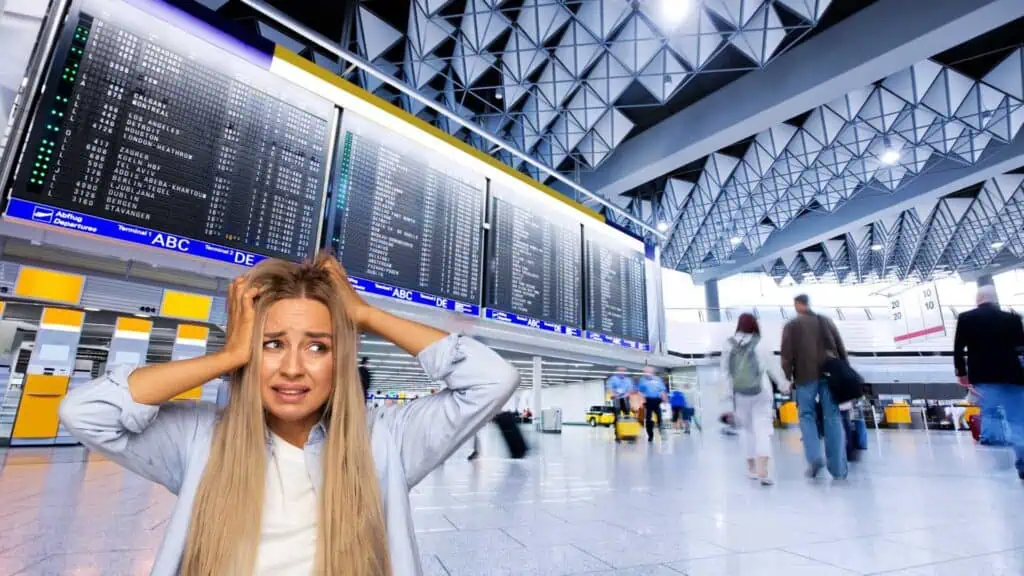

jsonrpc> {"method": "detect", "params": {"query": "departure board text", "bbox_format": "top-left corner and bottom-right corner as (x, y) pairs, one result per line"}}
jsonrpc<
(486, 187), (582, 329)
(7, 0), (334, 262)
(584, 232), (648, 343)
(330, 112), (484, 307)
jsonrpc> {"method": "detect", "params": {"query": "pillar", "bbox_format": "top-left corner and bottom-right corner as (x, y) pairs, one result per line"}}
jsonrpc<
(12, 308), (84, 446)
(532, 355), (542, 430)
(704, 279), (721, 322)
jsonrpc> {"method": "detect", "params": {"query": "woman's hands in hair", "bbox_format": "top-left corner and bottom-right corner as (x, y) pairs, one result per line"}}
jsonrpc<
(222, 275), (260, 369)
(320, 256), (373, 330)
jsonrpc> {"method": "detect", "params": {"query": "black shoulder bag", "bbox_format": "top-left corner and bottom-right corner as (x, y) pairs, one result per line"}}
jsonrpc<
(817, 314), (864, 404)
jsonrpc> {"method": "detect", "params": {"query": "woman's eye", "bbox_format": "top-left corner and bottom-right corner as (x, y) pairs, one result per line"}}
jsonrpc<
(263, 340), (281, 350)
(309, 342), (329, 353)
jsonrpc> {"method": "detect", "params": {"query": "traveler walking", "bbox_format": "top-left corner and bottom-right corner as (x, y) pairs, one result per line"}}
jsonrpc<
(953, 285), (1024, 478)
(638, 367), (667, 442)
(607, 367), (635, 418)
(669, 387), (691, 433)
(721, 313), (789, 485)
(781, 294), (849, 480)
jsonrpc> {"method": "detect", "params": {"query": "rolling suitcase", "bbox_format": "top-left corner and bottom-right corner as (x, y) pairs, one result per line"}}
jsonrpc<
(853, 418), (868, 450)
(494, 411), (528, 458)
(968, 414), (982, 442)
(614, 416), (641, 442)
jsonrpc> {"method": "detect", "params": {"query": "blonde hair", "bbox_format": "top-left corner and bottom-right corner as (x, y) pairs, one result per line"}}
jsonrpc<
(180, 255), (390, 575)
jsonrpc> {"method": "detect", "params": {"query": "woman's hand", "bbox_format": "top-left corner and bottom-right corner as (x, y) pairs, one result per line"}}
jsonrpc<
(320, 256), (373, 330)
(221, 275), (259, 369)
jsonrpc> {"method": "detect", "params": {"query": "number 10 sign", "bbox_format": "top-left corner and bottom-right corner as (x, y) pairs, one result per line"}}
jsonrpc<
(890, 283), (946, 343)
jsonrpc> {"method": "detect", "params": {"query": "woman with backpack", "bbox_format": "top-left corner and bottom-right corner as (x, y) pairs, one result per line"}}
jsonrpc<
(720, 313), (789, 485)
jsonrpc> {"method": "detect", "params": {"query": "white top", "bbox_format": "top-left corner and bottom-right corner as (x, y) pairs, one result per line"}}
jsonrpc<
(256, 433), (318, 576)
(720, 333), (790, 398)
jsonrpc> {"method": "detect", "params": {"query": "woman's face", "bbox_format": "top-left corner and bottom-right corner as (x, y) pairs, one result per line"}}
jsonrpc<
(260, 297), (335, 427)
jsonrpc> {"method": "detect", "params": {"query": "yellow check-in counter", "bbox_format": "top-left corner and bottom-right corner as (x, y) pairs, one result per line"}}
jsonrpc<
(12, 374), (71, 440)
(884, 402), (912, 425)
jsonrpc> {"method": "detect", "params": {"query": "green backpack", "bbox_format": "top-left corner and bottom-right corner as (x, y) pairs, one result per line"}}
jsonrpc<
(728, 336), (762, 396)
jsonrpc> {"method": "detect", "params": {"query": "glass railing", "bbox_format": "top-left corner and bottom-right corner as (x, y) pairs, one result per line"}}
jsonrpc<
(666, 304), (1024, 323)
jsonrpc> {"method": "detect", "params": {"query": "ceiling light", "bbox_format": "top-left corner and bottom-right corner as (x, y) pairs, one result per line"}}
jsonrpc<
(730, 236), (742, 245)
(880, 148), (901, 165)
(870, 244), (883, 252)
(657, 221), (669, 232)
(992, 241), (1005, 249)
(660, 0), (692, 27)
(494, 90), (503, 100)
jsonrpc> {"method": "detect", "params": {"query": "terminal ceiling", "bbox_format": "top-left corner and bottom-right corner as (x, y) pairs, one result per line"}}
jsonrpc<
(209, 0), (1024, 285)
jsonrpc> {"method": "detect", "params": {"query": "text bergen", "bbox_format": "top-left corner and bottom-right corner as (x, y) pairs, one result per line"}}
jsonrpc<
(149, 233), (256, 266)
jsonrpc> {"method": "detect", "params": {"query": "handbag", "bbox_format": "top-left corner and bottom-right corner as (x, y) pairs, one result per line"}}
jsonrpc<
(816, 315), (864, 404)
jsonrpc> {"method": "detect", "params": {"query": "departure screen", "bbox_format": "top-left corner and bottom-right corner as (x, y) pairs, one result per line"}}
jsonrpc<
(5, 0), (334, 263)
(329, 111), (485, 309)
(486, 184), (582, 330)
(584, 230), (648, 344)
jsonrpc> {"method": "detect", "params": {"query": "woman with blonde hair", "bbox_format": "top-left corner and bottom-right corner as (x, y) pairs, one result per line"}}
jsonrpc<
(59, 255), (519, 575)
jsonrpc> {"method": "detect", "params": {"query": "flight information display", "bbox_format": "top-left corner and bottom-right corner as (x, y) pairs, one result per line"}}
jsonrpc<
(328, 111), (485, 315)
(584, 229), (648, 345)
(485, 184), (582, 334)
(4, 0), (334, 265)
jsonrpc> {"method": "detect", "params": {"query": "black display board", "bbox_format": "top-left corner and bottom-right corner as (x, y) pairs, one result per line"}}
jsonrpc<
(584, 230), (648, 343)
(485, 184), (582, 331)
(328, 111), (485, 311)
(5, 0), (334, 263)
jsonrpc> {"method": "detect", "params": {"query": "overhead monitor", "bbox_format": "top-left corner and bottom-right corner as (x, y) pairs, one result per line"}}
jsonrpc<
(485, 183), (583, 336)
(583, 225), (649, 349)
(2, 0), (335, 266)
(327, 110), (485, 316)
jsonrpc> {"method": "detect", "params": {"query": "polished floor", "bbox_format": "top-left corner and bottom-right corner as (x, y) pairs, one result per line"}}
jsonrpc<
(1, 424), (1023, 575)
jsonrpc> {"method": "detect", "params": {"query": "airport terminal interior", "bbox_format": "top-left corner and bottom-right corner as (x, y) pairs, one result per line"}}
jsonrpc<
(1, 0), (1024, 574)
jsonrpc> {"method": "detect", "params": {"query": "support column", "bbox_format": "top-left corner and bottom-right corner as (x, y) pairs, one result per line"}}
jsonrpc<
(704, 279), (721, 323)
(532, 355), (542, 430)
(12, 308), (84, 446)
(647, 243), (667, 355)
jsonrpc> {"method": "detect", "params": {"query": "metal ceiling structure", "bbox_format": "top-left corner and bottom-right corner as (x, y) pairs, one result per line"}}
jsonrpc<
(208, 0), (1024, 285)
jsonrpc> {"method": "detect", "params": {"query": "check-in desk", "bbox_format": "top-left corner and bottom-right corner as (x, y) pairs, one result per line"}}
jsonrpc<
(11, 308), (85, 445)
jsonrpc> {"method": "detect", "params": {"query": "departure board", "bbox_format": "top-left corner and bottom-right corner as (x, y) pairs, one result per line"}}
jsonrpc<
(486, 184), (582, 332)
(329, 111), (485, 313)
(584, 229), (648, 344)
(4, 0), (334, 264)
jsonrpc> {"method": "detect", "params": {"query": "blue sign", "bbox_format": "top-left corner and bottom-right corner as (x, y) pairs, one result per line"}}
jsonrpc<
(585, 331), (651, 351)
(483, 309), (581, 336)
(349, 276), (480, 317)
(6, 198), (265, 267)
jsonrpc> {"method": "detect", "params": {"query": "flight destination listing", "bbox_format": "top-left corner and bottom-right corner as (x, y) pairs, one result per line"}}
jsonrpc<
(9, 5), (333, 261)
(329, 113), (485, 307)
(585, 232), (648, 344)
(486, 187), (582, 330)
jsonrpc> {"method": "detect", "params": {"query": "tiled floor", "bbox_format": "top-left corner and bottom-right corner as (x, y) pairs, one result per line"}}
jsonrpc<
(1, 425), (1024, 575)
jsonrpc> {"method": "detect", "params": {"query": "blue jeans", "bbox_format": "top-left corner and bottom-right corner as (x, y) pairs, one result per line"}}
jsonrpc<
(795, 379), (848, 479)
(976, 384), (1010, 445)
(975, 384), (1024, 471)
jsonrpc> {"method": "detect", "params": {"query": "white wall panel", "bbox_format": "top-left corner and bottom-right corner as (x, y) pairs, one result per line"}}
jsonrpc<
(540, 379), (604, 424)
(667, 317), (960, 355)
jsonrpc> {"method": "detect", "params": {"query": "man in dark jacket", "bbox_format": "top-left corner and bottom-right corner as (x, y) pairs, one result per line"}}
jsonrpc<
(954, 285), (1024, 478)
(781, 294), (848, 480)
